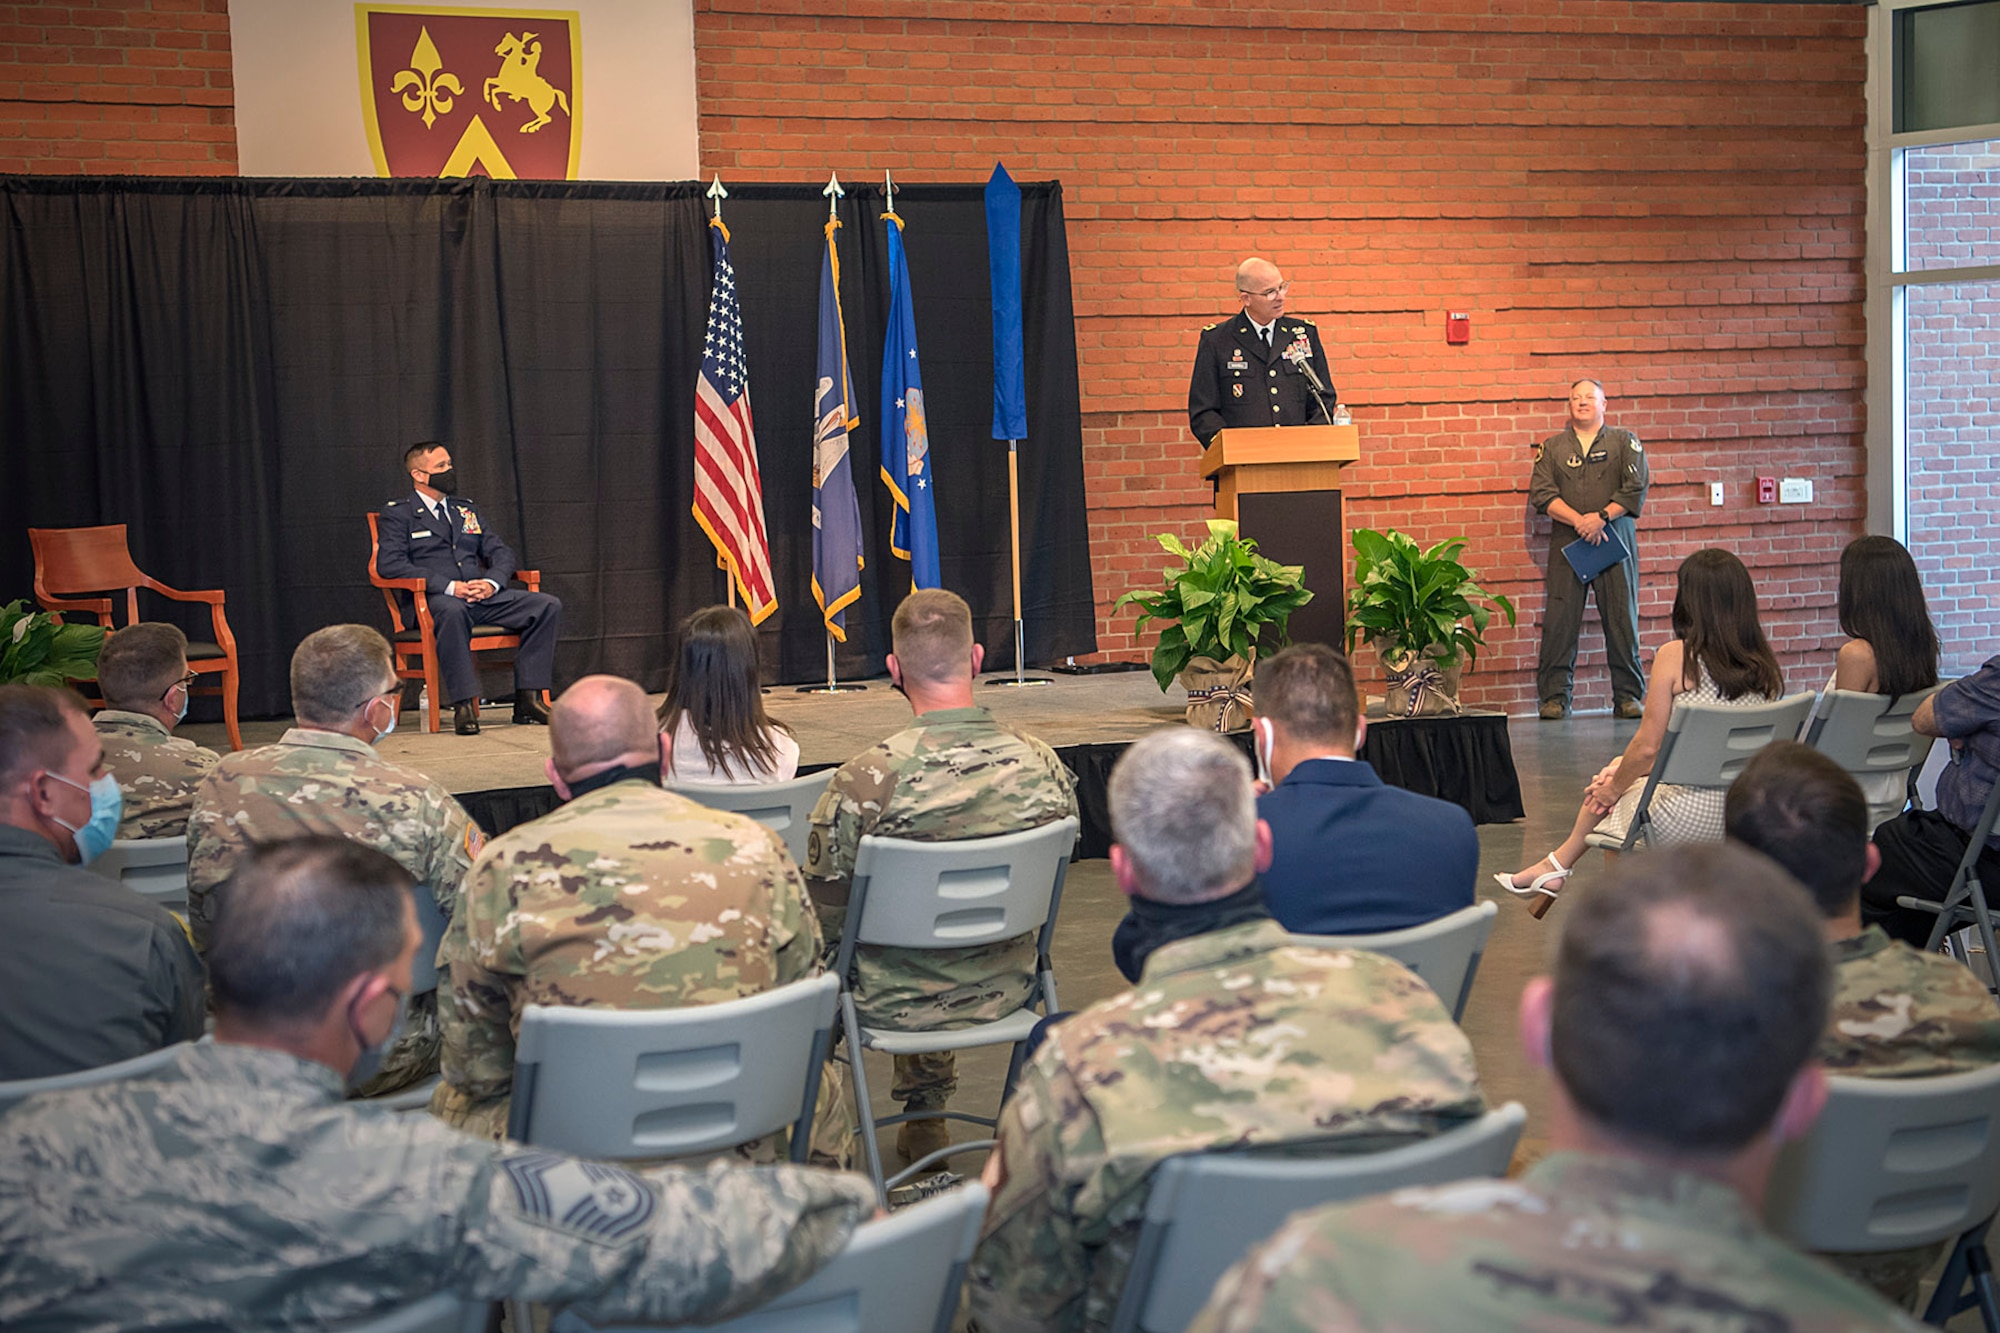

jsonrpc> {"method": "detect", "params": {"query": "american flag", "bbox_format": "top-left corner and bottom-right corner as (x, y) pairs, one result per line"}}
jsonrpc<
(692, 218), (778, 624)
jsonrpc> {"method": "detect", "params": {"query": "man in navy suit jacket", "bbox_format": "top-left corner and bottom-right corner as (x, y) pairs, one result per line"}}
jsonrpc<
(1252, 644), (1478, 935)
(374, 442), (562, 736)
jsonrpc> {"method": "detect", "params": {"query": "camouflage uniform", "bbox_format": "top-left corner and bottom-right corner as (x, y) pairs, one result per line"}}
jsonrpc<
(966, 920), (1486, 1332)
(0, 1040), (876, 1330)
(433, 778), (853, 1162)
(93, 710), (220, 840)
(803, 704), (1077, 1110)
(1817, 925), (2000, 1307)
(186, 727), (484, 1096)
(1188, 1151), (1926, 1332)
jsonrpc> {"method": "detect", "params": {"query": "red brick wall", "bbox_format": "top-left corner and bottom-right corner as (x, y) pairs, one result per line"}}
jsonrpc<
(0, 0), (236, 175)
(697, 0), (1870, 711)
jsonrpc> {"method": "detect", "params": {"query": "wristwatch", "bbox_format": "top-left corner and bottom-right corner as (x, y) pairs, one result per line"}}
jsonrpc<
(1596, 508), (1611, 523)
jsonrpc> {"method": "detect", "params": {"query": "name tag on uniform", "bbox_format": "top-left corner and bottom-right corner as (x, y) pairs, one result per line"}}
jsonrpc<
(1587, 450), (1607, 463)
(411, 530), (433, 538)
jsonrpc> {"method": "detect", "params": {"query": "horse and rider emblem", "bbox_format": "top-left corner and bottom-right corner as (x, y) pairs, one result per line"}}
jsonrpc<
(358, 5), (582, 180)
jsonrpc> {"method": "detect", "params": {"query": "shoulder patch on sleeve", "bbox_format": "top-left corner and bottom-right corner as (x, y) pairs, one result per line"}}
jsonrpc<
(500, 1152), (657, 1243)
(1533, 442), (1544, 462)
(465, 823), (486, 860)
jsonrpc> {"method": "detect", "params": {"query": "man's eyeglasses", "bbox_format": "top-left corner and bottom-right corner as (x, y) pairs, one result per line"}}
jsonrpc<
(163, 672), (197, 699)
(1238, 283), (1289, 300)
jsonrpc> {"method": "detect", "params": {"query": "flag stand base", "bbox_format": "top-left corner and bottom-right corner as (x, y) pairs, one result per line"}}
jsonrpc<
(985, 619), (1051, 686)
(797, 632), (868, 693)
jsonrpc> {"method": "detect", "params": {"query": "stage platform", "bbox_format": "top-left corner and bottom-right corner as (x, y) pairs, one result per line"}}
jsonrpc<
(181, 667), (1523, 854)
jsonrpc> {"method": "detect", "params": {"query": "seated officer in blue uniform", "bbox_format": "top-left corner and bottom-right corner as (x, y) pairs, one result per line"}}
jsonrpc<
(1248, 644), (1477, 935)
(374, 442), (561, 736)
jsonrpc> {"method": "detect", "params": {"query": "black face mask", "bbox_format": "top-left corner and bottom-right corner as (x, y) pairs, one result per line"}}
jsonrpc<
(425, 468), (458, 495)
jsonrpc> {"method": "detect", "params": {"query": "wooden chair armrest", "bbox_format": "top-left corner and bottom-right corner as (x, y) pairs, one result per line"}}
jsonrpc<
(517, 569), (541, 592)
(137, 575), (224, 606)
(372, 571), (429, 593)
(34, 593), (116, 626)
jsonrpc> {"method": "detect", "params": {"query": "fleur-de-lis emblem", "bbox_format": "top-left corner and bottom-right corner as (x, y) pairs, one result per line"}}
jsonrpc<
(391, 26), (463, 130)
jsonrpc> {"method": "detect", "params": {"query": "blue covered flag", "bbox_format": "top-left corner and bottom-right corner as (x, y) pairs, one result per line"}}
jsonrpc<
(985, 162), (1027, 442)
(880, 209), (941, 589)
(811, 216), (865, 641)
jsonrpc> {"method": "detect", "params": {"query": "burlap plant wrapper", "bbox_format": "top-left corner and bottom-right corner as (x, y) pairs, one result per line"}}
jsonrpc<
(1181, 654), (1255, 732)
(1381, 648), (1464, 718)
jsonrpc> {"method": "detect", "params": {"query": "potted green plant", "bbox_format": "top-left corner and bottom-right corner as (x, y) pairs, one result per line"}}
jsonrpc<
(0, 600), (105, 687)
(1343, 529), (1516, 717)
(1113, 519), (1313, 730)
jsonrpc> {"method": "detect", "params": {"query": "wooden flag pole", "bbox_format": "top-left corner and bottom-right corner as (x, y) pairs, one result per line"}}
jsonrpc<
(990, 437), (1051, 688)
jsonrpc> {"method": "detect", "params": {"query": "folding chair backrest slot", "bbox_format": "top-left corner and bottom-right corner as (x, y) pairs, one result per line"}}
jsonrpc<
(633, 1042), (741, 1091)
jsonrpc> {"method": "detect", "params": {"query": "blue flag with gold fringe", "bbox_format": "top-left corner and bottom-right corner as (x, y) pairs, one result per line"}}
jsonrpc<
(811, 215), (865, 641)
(880, 208), (941, 589)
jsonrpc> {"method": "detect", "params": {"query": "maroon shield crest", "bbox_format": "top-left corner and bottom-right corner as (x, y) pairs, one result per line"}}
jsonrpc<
(358, 6), (582, 180)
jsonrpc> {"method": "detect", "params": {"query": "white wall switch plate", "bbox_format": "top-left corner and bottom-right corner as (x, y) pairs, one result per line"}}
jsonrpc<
(1710, 482), (1725, 506)
(1779, 477), (1813, 504)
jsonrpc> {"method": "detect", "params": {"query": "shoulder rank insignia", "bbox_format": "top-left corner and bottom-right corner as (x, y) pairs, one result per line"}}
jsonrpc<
(1291, 315), (1316, 325)
(385, 499), (401, 508)
(1532, 443), (1544, 462)
(501, 1153), (657, 1243)
(1202, 322), (1218, 331)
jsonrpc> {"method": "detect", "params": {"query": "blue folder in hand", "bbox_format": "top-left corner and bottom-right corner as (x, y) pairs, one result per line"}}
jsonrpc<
(1562, 524), (1632, 583)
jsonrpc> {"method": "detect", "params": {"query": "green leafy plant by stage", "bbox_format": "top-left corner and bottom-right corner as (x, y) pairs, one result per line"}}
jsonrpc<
(0, 600), (105, 687)
(1342, 528), (1516, 675)
(1113, 519), (1314, 693)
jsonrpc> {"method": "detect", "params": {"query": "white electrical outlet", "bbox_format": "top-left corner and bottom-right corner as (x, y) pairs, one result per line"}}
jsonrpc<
(1710, 482), (1725, 506)
(1779, 478), (1813, 504)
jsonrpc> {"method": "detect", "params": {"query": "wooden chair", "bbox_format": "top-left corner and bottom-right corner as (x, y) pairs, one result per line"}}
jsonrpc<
(29, 525), (242, 750)
(366, 512), (543, 734)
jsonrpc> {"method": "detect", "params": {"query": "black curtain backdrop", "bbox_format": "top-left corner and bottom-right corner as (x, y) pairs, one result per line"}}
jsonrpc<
(1, 176), (1095, 718)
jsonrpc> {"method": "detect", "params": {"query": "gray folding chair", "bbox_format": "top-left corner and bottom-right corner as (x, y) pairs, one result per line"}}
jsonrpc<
(1766, 1064), (2000, 1331)
(668, 772), (829, 866)
(1585, 692), (1818, 853)
(551, 1181), (988, 1333)
(1899, 772), (2000, 980)
(1804, 685), (1943, 831)
(835, 816), (1080, 1206)
(1108, 1101), (1528, 1333)
(0, 1041), (187, 1113)
(507, 972), (840, 1162)
(364, 883), (453, 1112)
(333, 1292), (487, 1333)
(87, 834), (190, 911)
(1289, 900), (1498, 1022)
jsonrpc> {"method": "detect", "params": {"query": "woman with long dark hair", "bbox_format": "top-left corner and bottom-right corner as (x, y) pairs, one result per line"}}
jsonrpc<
(1498, 548), (1786, 914)
(1812, 535), (1940, 810)
(657, 606), (799, 785)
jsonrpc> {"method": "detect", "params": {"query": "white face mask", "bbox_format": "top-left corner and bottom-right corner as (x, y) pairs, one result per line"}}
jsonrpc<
(369, 694), (398, 742)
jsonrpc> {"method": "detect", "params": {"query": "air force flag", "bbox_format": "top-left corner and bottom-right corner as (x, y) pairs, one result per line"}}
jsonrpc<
(880, 209), (941, 589)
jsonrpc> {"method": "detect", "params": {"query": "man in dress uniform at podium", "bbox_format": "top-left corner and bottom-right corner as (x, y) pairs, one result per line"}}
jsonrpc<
(375, 442), (562, 736)
(1187, 258), (1337, 449)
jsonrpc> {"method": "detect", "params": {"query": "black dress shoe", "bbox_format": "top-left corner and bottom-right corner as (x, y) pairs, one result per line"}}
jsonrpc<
(513, 690), (551, 725)
(453, 701), (480, 736)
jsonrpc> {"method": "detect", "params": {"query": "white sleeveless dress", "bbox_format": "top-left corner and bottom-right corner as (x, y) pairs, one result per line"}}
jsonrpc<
(1593, 667), (1780, 847)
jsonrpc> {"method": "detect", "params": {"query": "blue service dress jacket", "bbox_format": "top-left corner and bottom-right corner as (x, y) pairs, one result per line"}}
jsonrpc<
(1257, 757), (1479, 936)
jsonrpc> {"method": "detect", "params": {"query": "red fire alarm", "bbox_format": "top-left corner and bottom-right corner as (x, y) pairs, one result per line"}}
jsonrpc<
(1756, 476), (1777, 504)
(1446, 311), (1471, 344)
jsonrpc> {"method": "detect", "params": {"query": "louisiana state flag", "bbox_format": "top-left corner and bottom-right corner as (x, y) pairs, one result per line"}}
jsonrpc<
(811, 216), (865, 640)
(880, 209), (941, 589)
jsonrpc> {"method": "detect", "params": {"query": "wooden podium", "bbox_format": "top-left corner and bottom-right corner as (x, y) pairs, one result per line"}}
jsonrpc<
(1201, 424), (1359, 650)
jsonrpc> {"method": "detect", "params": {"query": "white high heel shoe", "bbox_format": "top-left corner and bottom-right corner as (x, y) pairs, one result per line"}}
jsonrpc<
(1495, 853), (1569, 918)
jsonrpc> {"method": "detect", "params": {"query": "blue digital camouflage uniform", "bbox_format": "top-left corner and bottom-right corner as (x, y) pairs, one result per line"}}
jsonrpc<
(0, 1041), (876, 1330)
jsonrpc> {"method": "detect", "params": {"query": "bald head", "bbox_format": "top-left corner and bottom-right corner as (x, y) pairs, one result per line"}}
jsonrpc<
(549, 675), (660, 779)
(1235, 256), (1288, 323)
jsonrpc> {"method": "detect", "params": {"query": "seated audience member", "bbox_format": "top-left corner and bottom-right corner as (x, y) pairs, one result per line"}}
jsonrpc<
(965, 728), (1486, 1333)
(658, 605), (800, 785)
(1237, 642), (1476, 939)
(1189, 845), (1924, 1332)
(0, 684), (204, 1080)
(1865, 654), (2000, 944)
(1728, 741), (2000, 1308)
(0, 838), (875, 1329)
(1500, 548), (1785, 916)
(805, 588), (1078, 1167)
(374, 440), (561, 736)
(435, 675), (848, 1159)
(187, 624), (483, 1096)
(91, 621), (220, 839)
(1810, 535), (1940, 811)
